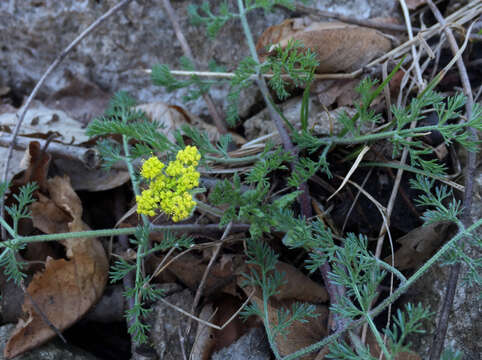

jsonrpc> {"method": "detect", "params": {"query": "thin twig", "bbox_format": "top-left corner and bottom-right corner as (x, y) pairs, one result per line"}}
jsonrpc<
(186, 222), (233, 335)
(178, 327), (188, 360)
(287, 3), (423, 33)
(0, 134), (101, 168)
(399, 0), (425, 89)
(0, 0), (134, 240)
(143, 68), (367, 80)
(425, 2), (477, 359)
(159, 289), (255, 331)
(161, 0), (227, 134)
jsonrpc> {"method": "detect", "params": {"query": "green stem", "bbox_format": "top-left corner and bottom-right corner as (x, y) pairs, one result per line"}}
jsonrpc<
(374, 257), (407, 283)
(205, 154), (261, 164)
(123, 135), (141, 198)
(195, 200), (224, 218)
(283, 219), (482, 360)
(262, 271), (283, 360)
(0, 223), (246, 247)
(0, 217), (16, 238)
(366, 314), (392, 359)
(123, 134), (147, 342)
(6, 227), (138, 245)
(315, 124), (453, 146)
(237, 0), (260, 64)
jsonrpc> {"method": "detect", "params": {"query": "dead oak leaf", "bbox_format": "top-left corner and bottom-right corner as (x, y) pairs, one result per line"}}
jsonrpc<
(384, 222), (454, 270)
(257, 18), (392, 73)
(4, 176), (108, 359)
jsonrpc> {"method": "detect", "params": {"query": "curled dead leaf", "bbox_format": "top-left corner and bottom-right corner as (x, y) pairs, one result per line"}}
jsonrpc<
(239, 261), (329, 304)
(5, 176), (108, 359)
(257, 18), (392, 73)
(384, 222), (454, 270)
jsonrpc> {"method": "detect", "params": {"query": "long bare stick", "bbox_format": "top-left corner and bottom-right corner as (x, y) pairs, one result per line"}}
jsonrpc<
(0, 0), (134, 240)
(425, 2), (477, 359)
(399, 0), (424, 89)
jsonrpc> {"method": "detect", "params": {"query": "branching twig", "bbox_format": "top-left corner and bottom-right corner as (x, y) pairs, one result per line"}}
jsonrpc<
(0, 0), (134, 240)
(425, 2), (477, 359)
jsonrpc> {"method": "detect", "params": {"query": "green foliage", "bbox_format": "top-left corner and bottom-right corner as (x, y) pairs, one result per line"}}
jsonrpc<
(410, 175), (481, 288)
(181, 124), (232, 159)
(188, 2), (233, 39)
(261, 40), (318, 100)
(154, 1), (318, 126)
(241, 239), (318, 340)
(384, 303), (432, 356)
(0, 182), (37, 285)
(410, 175), (462, 224)
(209, 149), (300, 238)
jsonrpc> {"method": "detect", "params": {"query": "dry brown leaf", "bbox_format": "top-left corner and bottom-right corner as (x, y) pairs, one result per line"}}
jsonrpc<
(384, 222), (454, 270)
(52, 157), (130, 192)
(4, 176), (109, 359)
(257, 18), (392, 73)
(166, 252), (328, 303)
(242, 286), (328, 360)
(191, 303), (216, 360)
(10, 141), (51, 194)
(30, 193), (71, 234)
(137, 102), (245, 146)
(266, 261), (328, 303)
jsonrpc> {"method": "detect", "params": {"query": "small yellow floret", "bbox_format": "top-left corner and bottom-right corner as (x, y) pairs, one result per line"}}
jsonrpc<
(136, 146), (201, 222)
(140, 156), (165, 179)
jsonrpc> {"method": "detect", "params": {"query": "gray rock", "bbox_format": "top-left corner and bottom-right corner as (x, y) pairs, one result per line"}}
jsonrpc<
(148, 286), (194, 360)
(211, 327), (270, 360)
(243, 95), (356, 142)
(0, 324), (100, 360)
(313, 0), (397, 19)
(0, 1), (288, 120)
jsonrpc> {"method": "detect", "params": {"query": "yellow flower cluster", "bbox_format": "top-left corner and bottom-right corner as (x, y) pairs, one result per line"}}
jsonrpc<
(136, 146), (201, 222)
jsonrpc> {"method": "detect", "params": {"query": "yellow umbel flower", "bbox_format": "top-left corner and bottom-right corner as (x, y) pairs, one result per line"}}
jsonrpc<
(136, 147), (201, 222)
(140, 156), (164, 179)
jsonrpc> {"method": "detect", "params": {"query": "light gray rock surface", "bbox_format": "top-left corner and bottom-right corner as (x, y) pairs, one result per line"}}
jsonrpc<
(211, 327), (270, 360)
(313, 0), (397, 19)
(0, 1), (288, 120)
(243, 94), (357, 142)
(148, 286), (194, 360)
